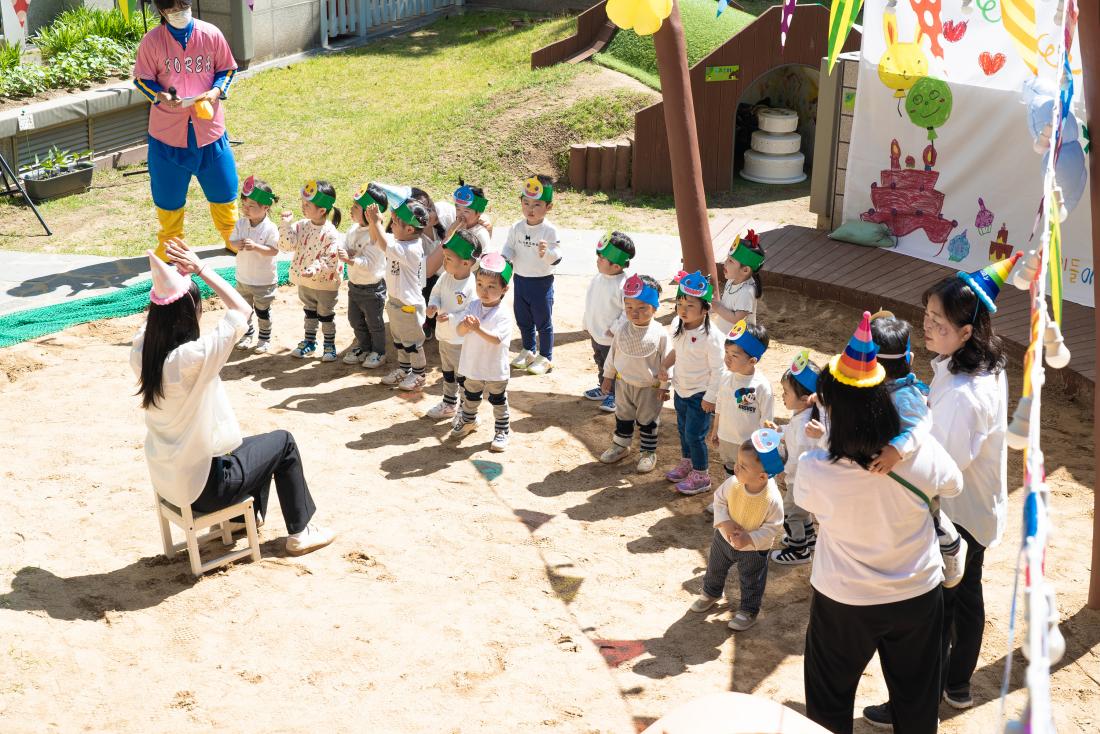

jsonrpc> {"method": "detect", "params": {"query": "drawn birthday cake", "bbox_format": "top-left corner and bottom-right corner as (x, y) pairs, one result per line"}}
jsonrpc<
(861, 139), (958, 245)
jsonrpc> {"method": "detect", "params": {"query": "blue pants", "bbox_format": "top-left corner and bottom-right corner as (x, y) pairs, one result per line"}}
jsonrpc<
(702, 529), (769, 615)
(148, 124), (238, 210)
(675, 391), (712, 470)
(513, 274), (554, 360)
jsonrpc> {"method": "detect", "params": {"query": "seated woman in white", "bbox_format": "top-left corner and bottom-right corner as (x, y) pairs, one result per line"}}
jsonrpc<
(132, 240), (335, 557)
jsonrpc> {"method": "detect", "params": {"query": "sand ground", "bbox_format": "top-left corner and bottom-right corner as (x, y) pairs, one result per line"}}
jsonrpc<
(1, 276), (1098, 732)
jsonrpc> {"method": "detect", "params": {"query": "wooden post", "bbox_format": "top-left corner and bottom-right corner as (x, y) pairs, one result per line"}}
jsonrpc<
(652, 1), (717, 283)
(585, 144), (601, 193)
(1077, 0), (1100, 610)
(569, 145), (588, 190)
(599, 143), (617, 191)
(615, 141), (631, 190)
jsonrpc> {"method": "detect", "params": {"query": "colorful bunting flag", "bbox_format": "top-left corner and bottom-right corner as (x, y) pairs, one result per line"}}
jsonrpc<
(118, 0), (138, 22)
(780, 0), (796, 47)
(827, 0), (864, 73)
(1002, 0), (1038, 75)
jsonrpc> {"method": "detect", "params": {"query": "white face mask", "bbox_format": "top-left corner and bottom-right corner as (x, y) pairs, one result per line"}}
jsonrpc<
(166, 8), (192, 29)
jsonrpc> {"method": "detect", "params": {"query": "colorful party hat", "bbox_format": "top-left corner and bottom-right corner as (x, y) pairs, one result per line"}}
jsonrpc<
(147, 250), (191, 306)
(751, 428), (785, 477)
(454, 184), (488, 213)
(958, 251), (1022, 313)
(729, 229), (765, 271)
(479, 252), (513, 285)
(789, 349), (819, 393)
(676, 270), (714, 302)
(828, 311), (886, 387)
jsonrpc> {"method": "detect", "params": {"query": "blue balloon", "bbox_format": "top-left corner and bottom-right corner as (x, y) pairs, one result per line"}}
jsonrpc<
(1022, 78), (1089, 218)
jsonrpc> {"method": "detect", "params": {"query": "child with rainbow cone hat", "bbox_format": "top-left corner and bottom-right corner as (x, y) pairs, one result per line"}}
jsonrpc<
(829, 311), (885, 387)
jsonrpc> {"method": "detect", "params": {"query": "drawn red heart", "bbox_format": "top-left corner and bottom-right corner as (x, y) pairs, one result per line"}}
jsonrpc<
(691, 337), (697, 342)
(943, 19), (967, 42)
(979, 51), (1006, 76)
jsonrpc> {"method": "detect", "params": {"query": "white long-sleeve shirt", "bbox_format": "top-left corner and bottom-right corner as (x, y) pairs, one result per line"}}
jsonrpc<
(782, 407), (817, 488)
(714, 370), (774, 444)
(795, 439), (964, 606)
(584, 272), (627, 347)
(278, 218), (343, 291)
(343, 224), (385, 286)
(711, 477), (784, 551)
(928, 356), (1009, 548)
(130, 310), (247, 508)
(501, 219), (562, 277)
(669, 319), (725, 402)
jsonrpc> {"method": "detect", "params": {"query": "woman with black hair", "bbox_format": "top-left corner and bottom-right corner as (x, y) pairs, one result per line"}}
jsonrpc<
(796, 312), (962, 734)
(131, 240), (335, 558)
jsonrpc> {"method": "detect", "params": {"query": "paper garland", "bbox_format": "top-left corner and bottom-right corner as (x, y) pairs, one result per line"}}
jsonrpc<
(1002, 0), (1039, 75)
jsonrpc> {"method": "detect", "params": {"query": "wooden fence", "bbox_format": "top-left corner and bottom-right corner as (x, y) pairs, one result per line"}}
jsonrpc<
(320, 0), (463, 47)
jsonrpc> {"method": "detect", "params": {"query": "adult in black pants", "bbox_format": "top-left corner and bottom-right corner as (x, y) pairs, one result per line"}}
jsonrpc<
(794, 316), (963, 734)
(133, 239), (335, 557)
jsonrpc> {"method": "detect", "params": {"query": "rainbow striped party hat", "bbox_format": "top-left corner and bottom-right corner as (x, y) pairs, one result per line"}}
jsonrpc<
(828, 311), (886, 387)
(958, 251), (1021, 313)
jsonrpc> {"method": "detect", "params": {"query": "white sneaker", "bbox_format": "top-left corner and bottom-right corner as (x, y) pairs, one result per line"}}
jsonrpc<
(490, 430), (510, 452)
(236, 333), (256, 350)
(449, 416), (480, 440)
(636, 452), (657, 473)
(425, 401), (456, 420)
(381, 367), (407, 386)
(511, 349), (535, 369)
(526, 354), (553, 375)
(942, 536), (968, 589)
(285, 524), (336, 557)
(690, 594), (719, 613)
(253, 340), (272, 354)
(342, 347), (365, 365)
(362, 351), (385, 369)
(397, 372), (426, 391)
(599, 443), (630, 464)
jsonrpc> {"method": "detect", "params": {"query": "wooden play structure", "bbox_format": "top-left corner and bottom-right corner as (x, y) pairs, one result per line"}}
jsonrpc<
(531, 4), (860, 195)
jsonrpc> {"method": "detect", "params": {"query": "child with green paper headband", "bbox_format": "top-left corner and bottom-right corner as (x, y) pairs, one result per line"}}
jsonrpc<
(713, 229), (765, 336)
(452, 180), (494, 252)
(583, 231), (636, 413)
(279, 179), (344, 362)
(231, 176), (280, 353)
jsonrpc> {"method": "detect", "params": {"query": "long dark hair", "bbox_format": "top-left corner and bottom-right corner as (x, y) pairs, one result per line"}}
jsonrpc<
(923, 276), (1006, 375)
(138, 282), (202, 409)
(816, 369), (900, 469)
(673, 294), (712, 337)
(781, 360), (822, 422)
(313, 180), (342, 229)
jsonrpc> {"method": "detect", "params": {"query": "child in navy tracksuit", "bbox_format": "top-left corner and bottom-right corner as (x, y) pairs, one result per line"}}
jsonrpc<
(504, 174), (561, 376)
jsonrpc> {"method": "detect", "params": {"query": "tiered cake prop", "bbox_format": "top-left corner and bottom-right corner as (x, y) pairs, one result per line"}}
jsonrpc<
(740, 108), (807, 185)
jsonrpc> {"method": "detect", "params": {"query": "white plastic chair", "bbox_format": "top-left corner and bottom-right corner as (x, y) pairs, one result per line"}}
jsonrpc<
(155, 492), (261, 576)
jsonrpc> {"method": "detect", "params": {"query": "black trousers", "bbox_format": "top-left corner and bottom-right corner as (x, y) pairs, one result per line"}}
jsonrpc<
(804, 585), (943, 734)
(192, 431), (316, 535)
(943, 525), (987, 696)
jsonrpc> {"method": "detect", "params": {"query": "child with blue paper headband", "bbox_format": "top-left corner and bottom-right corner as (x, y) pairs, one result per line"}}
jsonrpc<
(597, 275), (671, 473)
(709, 319), (774, 478)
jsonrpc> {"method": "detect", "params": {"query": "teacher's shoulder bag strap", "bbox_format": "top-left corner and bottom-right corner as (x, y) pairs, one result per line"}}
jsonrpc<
(887, 471), (932, 508)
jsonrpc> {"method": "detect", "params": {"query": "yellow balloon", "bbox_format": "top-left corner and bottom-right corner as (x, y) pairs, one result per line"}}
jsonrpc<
(607, 0), (673, 37)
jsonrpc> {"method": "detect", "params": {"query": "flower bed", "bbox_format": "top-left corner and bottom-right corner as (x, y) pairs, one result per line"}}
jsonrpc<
(0, 7), (152, 100)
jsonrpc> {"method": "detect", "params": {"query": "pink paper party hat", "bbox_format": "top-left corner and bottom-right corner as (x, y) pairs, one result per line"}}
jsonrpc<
(147, 250), (191, 306)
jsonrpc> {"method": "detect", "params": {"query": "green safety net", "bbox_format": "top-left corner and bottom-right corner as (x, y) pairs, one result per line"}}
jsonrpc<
(0, 261), (292, 350)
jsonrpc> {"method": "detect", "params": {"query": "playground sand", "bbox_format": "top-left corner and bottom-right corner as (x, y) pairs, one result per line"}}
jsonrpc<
(1, 277), (1098, 732)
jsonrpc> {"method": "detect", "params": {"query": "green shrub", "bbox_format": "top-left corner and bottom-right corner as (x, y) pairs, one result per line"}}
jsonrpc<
(0, 40), (21, 71)
(32, 7), (148, 59)
(0, 64), (51, 97)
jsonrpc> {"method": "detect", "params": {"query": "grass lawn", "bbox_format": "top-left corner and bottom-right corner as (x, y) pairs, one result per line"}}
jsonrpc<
(594, 0), (766, 89)
(0, 12), (655, 258)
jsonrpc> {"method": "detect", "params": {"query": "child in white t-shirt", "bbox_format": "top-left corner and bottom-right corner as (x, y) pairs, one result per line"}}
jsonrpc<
(504, 174), (561, 376)
(423, 230), (481, 421)
(449, 253), (515, 452)
(582, 231), (634, 413)
(709, 320), (773, 477)
(712, 230), (765, 336)
(230, 176), (280, 352)
(339, 184), (389, 369)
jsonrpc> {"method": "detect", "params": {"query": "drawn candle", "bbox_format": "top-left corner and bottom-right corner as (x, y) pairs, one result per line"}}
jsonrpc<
(890, 139), (902, 169)
(923, 144), (937, 171)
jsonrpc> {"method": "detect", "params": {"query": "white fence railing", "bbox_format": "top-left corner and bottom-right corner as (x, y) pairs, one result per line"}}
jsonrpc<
(320, 0), (464, 47)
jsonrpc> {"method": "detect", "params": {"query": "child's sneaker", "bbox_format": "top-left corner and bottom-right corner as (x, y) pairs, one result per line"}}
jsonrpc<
(449, 416), (480, 440)
(342, 347), (365, 365)
(511, 349), (535, 369)
(236, 333), (256, 350)
(942, 536), (968, 589)
(665, 458), (692, 483)
(321, 347), (338, 363)
(675, 470), (712, 496)
(599, 444), (629, 464)
(253, 340), (272, 354)
(689, 594), (719, 613)
(489, 430), (510, 452)
(583, 387), (608, 401)
(599, 394), (616, 413)
(362, 352), (385, 369)
(425, 402), (456, 420)
(636, 452), (657, 473)
(397, 372), (426, 391)
(527, 355), (552, 375)
(291, 341), (316, 358)
(770, 546), (813, 565)
(381, 368), (407, 386)
(728, 611), (758, 631)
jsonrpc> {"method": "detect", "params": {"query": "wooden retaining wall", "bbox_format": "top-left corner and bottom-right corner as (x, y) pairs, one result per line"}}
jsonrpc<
(530, 1), (613, 69)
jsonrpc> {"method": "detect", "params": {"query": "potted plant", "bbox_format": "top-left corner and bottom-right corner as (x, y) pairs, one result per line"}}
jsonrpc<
(19, 145), (94, 202)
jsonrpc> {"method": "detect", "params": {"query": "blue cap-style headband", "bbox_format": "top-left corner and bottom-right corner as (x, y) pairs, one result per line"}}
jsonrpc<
(726, 319), (767, 360)
(751, 428), (785, 477)
(623, 274), (660, 309)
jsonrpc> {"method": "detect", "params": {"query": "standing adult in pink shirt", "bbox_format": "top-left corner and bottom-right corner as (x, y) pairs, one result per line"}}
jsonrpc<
(133, 0), (240, 259)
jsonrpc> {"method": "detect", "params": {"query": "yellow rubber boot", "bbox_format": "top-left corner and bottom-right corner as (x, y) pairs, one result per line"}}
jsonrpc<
(154, 207), (185, 261)
(210, 200), (239, 253)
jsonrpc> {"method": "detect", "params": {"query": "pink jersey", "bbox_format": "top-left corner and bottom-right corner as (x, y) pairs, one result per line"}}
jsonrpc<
(133, 21), (237, 148)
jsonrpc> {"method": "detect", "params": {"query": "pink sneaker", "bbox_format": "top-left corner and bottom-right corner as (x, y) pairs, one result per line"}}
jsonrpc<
(675, 470), (713, 496)
(666, 458), (693, 483)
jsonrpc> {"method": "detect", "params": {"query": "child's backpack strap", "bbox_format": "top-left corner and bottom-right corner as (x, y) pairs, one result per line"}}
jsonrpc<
(887, 471), (931, 508)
